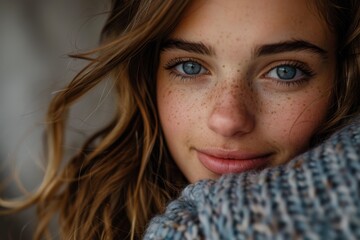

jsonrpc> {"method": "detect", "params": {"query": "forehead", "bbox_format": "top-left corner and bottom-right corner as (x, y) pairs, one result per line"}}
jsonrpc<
(171, 0), (333, 51)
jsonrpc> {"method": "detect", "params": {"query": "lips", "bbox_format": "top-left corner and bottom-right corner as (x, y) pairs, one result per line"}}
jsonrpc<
(196, 148), (271, 174)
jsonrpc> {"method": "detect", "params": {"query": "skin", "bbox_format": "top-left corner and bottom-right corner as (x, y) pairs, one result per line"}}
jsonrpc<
(157, 0), (336, 183)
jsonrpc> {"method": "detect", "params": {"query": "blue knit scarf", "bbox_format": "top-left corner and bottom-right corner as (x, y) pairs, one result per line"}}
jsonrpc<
(144, 117), (360, 239)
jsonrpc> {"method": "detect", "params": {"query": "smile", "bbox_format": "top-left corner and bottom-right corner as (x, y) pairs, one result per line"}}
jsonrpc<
(196, 149), (272, 174)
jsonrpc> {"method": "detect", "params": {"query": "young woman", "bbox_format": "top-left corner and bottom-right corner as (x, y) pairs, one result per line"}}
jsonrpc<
(1, 0), (360, 239)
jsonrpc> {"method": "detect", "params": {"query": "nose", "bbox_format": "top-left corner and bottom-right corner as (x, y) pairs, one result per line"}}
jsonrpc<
(207, 84), (255, 137)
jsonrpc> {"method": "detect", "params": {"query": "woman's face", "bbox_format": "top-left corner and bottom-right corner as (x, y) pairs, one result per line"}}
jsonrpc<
(157, 0), (335, 182)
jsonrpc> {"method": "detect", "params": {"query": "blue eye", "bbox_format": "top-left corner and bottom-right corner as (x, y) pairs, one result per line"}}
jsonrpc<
(175, 61), (207, 76)
(276, 66), (296, 79)
(267, 65), (305, 81)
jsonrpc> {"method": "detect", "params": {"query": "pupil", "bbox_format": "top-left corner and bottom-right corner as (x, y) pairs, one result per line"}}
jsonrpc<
(183, 62), (201, 75)
(277, 66), (296, 80)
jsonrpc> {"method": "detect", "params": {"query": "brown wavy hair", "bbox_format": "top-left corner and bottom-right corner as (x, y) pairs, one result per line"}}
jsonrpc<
(1, 0), (360, 239)
(312, 0), (360, 141)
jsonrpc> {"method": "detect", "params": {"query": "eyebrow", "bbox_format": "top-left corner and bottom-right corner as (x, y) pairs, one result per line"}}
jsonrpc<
(161, 38), (215, 56)
(256, 40), (328, 59)
(161, 38), (328, 59)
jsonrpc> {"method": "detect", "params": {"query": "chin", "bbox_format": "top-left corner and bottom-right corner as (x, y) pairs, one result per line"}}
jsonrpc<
(187, 171), (220, 183)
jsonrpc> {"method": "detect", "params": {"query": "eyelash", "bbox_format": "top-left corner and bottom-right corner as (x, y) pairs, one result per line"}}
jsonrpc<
(164, 58), (316, 86)
(164, 57), (209, 81)
(263, 61), (316, 87)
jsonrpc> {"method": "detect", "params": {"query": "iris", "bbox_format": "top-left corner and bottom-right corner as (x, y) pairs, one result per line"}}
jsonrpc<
(277, 66), (296, 80)
(182, 61), (202, 75)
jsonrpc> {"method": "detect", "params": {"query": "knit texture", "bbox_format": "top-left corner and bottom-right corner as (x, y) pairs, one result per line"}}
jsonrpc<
(144, 117), (360, 240)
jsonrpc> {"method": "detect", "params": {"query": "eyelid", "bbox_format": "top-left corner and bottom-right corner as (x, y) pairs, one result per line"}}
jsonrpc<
(261, 60), (315, 80)
(164, 57), (211, 80)
(256, 60), (317, 89)
(164, 57), (210, 71)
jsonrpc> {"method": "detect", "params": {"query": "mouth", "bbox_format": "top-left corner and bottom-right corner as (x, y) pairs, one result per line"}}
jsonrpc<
(196, 148), (272, 175)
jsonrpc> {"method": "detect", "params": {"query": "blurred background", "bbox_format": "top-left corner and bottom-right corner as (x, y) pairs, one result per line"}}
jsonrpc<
(0, 1), (109, 238)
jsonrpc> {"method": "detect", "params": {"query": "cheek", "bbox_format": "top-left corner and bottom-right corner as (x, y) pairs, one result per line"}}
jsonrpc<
(157, 83), (200, 138)
(265, 90), (330, 154)
(158, 86), (182, 126)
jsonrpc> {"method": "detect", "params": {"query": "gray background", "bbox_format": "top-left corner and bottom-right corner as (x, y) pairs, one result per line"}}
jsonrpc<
(0, 1), (109, 238)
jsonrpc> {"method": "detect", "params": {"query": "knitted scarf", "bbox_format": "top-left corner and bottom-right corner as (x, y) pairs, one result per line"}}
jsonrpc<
(144, 117), (360, 239)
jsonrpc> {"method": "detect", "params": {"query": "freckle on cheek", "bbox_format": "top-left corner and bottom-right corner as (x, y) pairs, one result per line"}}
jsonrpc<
(247, 81), (253, 89)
